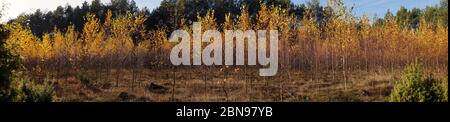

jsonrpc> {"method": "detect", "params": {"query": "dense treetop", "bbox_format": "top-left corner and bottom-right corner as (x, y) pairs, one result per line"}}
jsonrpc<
(5, 0), (449, 38)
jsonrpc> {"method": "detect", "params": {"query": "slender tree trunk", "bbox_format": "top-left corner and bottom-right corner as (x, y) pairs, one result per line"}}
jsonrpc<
(171, 67), (176, 102)
(343, 54), (347, 91)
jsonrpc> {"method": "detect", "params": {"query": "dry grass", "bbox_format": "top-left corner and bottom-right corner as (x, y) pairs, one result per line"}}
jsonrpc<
(41, 67), (446, 102)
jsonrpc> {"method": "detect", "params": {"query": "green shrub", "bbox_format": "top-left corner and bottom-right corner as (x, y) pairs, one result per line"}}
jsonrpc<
(10, 76), (55, 102)
(77, 70), (91, 86)
(389, 63), (447, 102)
(440, 77), (448, 101)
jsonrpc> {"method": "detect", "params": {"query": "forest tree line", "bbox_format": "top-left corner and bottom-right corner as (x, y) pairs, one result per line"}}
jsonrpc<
(6, 0), (448, 37)
(2, 0), (447, 71)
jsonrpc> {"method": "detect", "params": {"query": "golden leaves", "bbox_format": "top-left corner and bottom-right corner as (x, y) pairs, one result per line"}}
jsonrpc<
(5, 10), (153, 68)
(4, 3), (448, 71)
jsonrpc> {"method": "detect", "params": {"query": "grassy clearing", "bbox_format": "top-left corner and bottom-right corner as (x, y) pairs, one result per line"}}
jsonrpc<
(34, 67), (446, 102)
